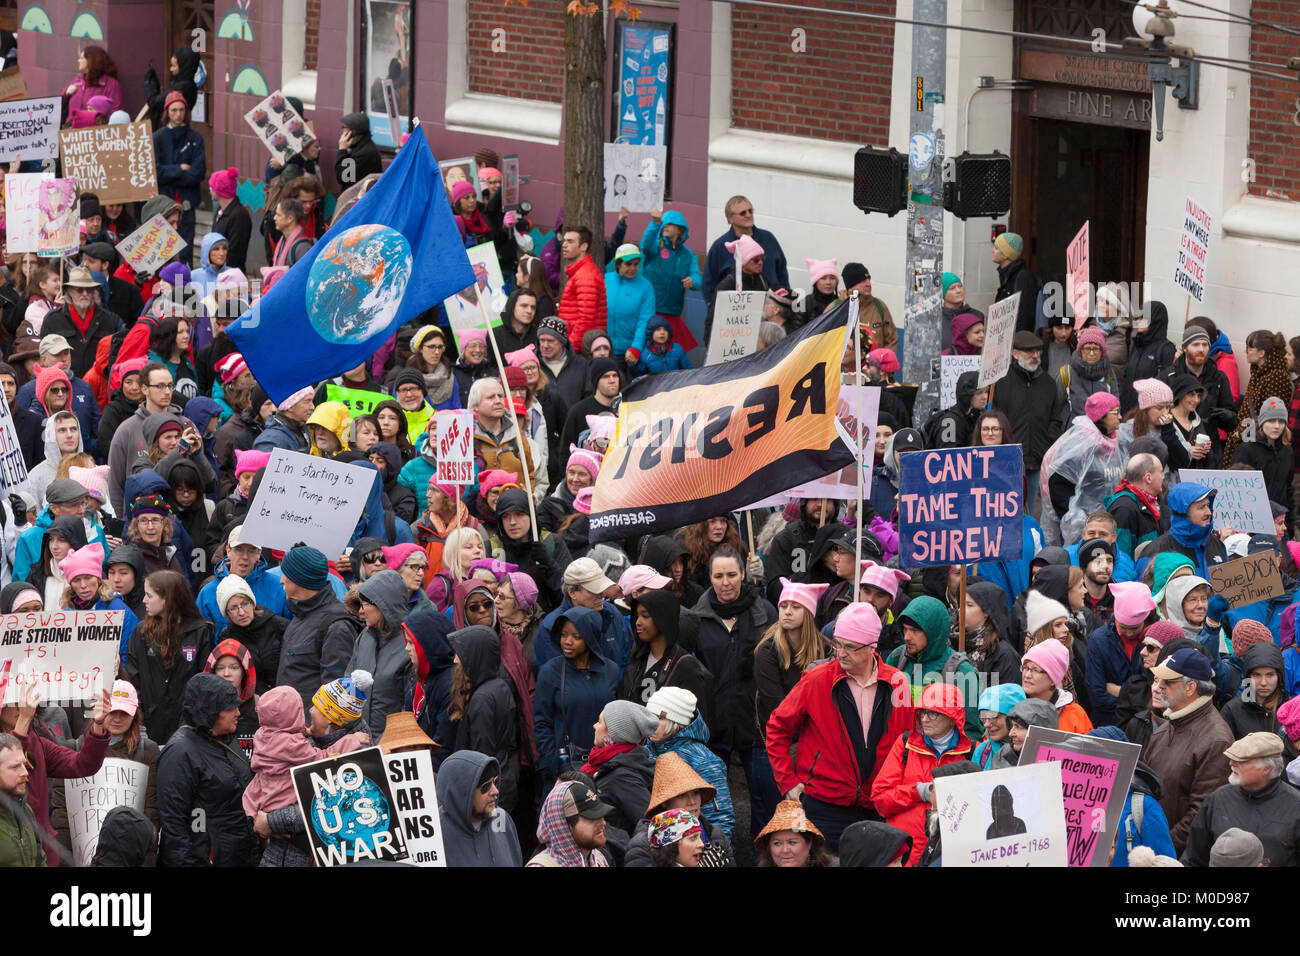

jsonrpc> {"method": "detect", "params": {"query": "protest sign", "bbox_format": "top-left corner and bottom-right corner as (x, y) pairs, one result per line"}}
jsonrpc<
(293, 747), (410, 866)
(324, 383), (384, 418)
(4, 171), (51, 252)
(603, 142), (666, 212)
(0, 66), (28, 102)
(0, 609), (124, 705)
(898, 444), (1023, 566)
(940, 355), (980, 408)
(238, 448), (372, 559)
(381, 77), (403, 145)
(0, 394), (29, 490)
(935, 761), (1068, 867)
(797, 383), (880, 499)
(116, 215), (185, 275)
(243, 90), (315, 164)
(1208, 551), (1286, 609)
(385, 750), (446, 866)
(64, 758), (149, 867)
(1173, 194), (1211, 302)
(0, 95), (60, 162)
(443, 242), (505, 347)
(37, 178), (79, 256)
(502, 154), (520, 207)
(1022, 726), (1140, 867)
(979, 293), (1018, 389)
(705, 292), (764, 365)
(435, 409), (474, 485)
(59, 120), (158, 204)
(1066, 221), (1090, 327)
(1178, 468), (1273, 534)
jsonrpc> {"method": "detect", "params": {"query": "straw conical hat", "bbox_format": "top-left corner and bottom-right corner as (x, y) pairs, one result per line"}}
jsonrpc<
(645, 751), (716, 816)
(379, 711), (440, 755)
(754, 799), (825, 849)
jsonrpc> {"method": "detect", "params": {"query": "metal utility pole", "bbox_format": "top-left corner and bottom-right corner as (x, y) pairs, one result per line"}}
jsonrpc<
(899, 0), (947, 429)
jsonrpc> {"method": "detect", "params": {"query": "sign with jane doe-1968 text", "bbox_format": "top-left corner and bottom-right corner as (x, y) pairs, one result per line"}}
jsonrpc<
(238, 448), (373, 558)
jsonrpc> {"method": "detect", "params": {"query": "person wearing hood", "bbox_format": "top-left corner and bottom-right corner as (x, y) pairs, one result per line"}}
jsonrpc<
(838, 819), (913, 867)
(436, 751), (523, 867)
(367, 441), (416, 523)
(581, 699), (657, 834)
(403, 609), (459, 763)
(941, 311), (984, 358)
(335, 112), (383, 190)
(108, 361), (185, 514)
(214, 573), (286, 696)
(58, 542), (139, 661)
(1085, 581), (1158, 726)
(603, 244), (657, 366)
(1120, 300), (1175, 414)
(158, 452), (217, 571)
(1220, 640), (1296, 761)
(450, 624), (520, 810)
(394, 414), (438, 503)
(1041, 391), (1125, 546)
(621, 589), (710, 708)
(630, 314), (691, 377)
(972, 683), (1026, 769)
(644, 686), (734, 838)
(762, 498), (840, 606)
(21, 352), (102, 461)
(991, 697), (1060, 768)
(639, 534), (704, 607)
(528, 778), (615, 867)
(203, 637), (260, 751)
(939, 272), (983, 352)
(884, 595), (982, 738)
(23, 410), (85, 511)
(146, 47), (200, 115)
(492, 488), (571, 609)
(992, 331), (1066, 511)
(345, 570), (413, 741)
(190, 232), (233, 299)
(1083, 727), (1179, 867)
(344, 458), (415, 550)
(452, 578), (533, 768)
(960, 580), (1023, 690)
(156, 673), (259, 867)
(97, 357), (146, 458)
(23, 511), (89, 610)
(924, 371), (986, 450)
(123, 478), (194, 588)
(105, 542), (147, 620)
(640, 209), (701, 342)
(1163, 573), (1216, 650)
(89, 806), (156, 867)
(152, 90), (205, 259)
(871, 426), (925, 521)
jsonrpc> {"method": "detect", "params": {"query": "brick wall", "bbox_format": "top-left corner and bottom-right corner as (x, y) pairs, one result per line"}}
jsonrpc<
(730, 0), (894, 143)
(1248, 0), (1300, 200)
(467, 0), (565, 103)
(304, 0), (321, 71)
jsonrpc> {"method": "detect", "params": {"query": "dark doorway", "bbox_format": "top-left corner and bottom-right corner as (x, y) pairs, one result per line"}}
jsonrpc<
(167, 0), (215, 206)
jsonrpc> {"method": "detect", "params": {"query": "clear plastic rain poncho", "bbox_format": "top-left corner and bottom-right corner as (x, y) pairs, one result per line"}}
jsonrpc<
(1038, 414), (1125, 546)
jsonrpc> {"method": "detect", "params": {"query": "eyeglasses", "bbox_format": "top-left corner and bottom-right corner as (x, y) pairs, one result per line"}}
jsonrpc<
(980, 425), (1002, 434)
(477, 776), (500, 795)
(403, 563), (429, 574)
(833, 640), (870, 656)
(423, 343), (444, 351)
(47, 385), (68, 394)
(146, 381), (174, 390)
(732, 207), (754, 216)
(466, 600), (493, 613)
(1021, 663), (1046, 677)
(136, 515), (164, 526)
(918, 710), (948, 722)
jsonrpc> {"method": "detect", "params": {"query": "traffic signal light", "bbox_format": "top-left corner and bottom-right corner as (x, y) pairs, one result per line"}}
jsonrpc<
(853, 146), (908, 217)
(943, 151), (1012, 220)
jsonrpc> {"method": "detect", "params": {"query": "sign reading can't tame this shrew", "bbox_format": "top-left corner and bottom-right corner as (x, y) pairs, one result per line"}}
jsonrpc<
(898, 445), (1024, 566)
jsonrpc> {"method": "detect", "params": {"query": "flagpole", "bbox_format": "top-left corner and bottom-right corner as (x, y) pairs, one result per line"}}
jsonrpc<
(850, 292), (863, 594)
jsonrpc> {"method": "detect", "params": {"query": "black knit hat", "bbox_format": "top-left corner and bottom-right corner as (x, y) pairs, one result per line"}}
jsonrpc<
(589, 357), (619, 386)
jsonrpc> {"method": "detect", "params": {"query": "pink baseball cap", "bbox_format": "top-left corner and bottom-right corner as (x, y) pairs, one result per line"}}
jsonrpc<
(837, 602), (882, 647)
(777, 576), (830, 616)
(619, 564), (672, 595)
(109, 679), (139, 716)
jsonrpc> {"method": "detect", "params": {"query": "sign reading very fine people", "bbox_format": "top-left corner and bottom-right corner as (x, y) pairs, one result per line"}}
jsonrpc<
(705, 292), (764, 365)
(293, 747), (410, 866)
(898, 444), (1024, 566)
(935, 760), (1068, 867)
(435, 409), (474, 485)
(1179, 468), (1274, 534)
(1208, 552), (1286, 609)
(239, 448), (373, 559)
(64, 758), (150, 867)
(0, 609), (124, 705)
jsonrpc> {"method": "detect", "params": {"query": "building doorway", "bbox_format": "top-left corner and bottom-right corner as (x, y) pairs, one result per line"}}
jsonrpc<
(167, 0), (215, 205)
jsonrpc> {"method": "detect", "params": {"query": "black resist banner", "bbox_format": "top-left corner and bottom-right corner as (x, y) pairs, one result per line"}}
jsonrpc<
(292, 746), (409, 866)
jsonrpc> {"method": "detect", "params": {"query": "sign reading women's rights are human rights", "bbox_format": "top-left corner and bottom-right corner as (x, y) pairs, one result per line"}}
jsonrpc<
(898, 445), (1024, 566)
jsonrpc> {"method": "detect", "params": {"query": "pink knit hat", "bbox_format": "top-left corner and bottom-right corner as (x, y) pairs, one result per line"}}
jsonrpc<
(1142, 620), (1183, 648)
(619, 565), (672, 595)
(216, 269), (249, 292)
(805, 258), (838, 285)
(778, 576), (830, 616)
(235, 448), (271, 478)
(382, 543), (423, 571)
(725, 234), (764, 265)
(1133, 378), (1174, 410)
(209, 167), (240, 199)
(477, 166), (502, 183)
(867, 348), (900, 374)
(584, 415), (616, 445)
(427, 475), (459, 500)
(1276, 696), (1300, 742)
(59, 542), (105, 584)
(506, 571), (539, 612)
(567, 445), (603, 480)
(1109, 581), (1156, 627)
(505, 345), (539, 368)
(68, 465), (109, 503)
(478, 469), (519, 495)
(1084, 391), (1120, 422)
(450, 180), (476, 205)
(459, 327), (488, 346)
(837, 602), (882, 647)
(1076, 326), (1108, 353)
(87, 95), (113, 115)
(574, 487), (594, 515)
(1023, 639), (1070, 689)
(278, 386), (314, 411)
(216, 352), (249, 386)
(1232, 619), (1274, 658)
(860, 560), (910, 601)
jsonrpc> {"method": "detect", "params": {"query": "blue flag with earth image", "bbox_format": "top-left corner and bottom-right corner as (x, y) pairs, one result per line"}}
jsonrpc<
(229, 126), (475, 403)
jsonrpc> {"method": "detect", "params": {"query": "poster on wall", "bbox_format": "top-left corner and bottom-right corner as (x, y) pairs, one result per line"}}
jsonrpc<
(603, 143), (666, 213)
(364, 0), (412, 148)
(439, 156), (477, 203)
(614, 20), (671, 149)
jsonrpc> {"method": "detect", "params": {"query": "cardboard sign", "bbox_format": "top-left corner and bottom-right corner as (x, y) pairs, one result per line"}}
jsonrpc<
(59, 120), (158, 204)
(243, 90), (315, 164)
(979, 293), (1018, 389)
(1173, 194), (1211, 302)
(116, 214), (185, 276)
(797, 382), (880, 500)
(940, 354), (980, 408)
(239, 448), (373, 559)
(0, 609), (124, 706)
(1179, 468), (1274, 534)
(935, 761), (1068, 867)
(1066, 221), (1090, 328)
(37, 178), (79, 256)
(293, 747), (410, 866)
(603, 142), (666, 212)
(0, 394), (29, 490)
(64, 758), (149, 867)
(1022, 726), (1140, 867)
(435, 409), (474, 485)
(3, 171), (51, 253)
(898, 444), (1024, 566)
(385, 750), (446, 867)
(324, 383), (384, 418)
(705, 291), (764, 365)
(0, 66), (28, 102)
(443, 242), (505, 347)
(1209, 551), (1287, 609)
(0, 95), (61, 162)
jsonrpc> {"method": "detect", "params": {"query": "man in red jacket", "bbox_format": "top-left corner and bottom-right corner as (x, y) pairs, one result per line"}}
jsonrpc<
(766, 602), (914, 852)
(557, 225), (607, 352)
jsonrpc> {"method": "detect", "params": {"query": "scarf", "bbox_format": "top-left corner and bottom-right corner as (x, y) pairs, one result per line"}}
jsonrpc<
(422, 362), (455, 406)
(536, 782), (611, 867)
(459, 207), (490, 238)
(1114, 479), (1160, 522)
(708, 583), (758, 620)
(1095, 316), (1117, 333)
(1069, 352), (1111, 383)
(581, 740), (636, 775)
(67, 302), (94, 337)
(1170, 509), (1213, 573)
(273, 225), (303, 267)
(963, 621), (993, 666)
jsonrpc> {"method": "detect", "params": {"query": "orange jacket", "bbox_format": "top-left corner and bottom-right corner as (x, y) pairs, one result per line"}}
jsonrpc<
(558, 255), (607, 351)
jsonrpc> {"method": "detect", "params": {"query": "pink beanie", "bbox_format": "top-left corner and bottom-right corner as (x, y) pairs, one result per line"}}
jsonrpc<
(1109, 581), (1156, 627)
(837, 602), (882, 647)
(1276, 696), (1300, 742)
(59, 542), (105, 584)
(860, 560), (910, 601)
(450, 180), (476, 205)
(87, 95), (113, 115)
(216, 269), (249, 292)
(259, 265), (289, 294)
(505, 345), (539, 368)
(1133, 378), (1174, 410)
(459, 327), (488, 346)
(567, 445), (603, 480)
(506, 571), (539, 611)
(209, 167), (240, 199)
(1143, 621), (1183, 647)
(1023, 639), (1070, 689)
(806, 258), (838, 285)
(585, 414), (616, 445)
(478, 469), (519, 495)
(1084, 391), (1120, 422)
(777, 576), (830, 616)
(427, 475), (459, 500)
(477, 166), (502, 183)
(279, 386), (314, 411)
(574, 486), (594, 515)
(216, 352), (249, 386)
(382, 543), (423, 571)
(1076, 326), (1108, 353)
(235, 448), (271, 478)
(725, 234), (764, 265)
(68, 465), (109, 503)
(867, 348), (900, 374)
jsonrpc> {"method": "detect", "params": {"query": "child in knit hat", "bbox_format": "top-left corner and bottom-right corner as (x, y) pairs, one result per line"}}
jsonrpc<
(308, 669), (373, 745)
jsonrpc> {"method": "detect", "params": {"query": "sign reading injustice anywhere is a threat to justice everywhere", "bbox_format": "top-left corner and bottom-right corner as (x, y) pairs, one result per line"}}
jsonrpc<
(897, 444), (1024, 566)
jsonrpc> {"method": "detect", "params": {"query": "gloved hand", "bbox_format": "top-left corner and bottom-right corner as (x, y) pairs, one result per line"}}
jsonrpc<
(503, 210), (517, 229)
(1206, 594), (1230, 627)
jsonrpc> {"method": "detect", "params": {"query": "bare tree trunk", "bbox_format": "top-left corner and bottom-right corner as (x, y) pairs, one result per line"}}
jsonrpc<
(564, 10), (605, 268)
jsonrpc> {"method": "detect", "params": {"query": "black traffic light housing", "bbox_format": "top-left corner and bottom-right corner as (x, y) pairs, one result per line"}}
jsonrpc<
(853, 146), (907, 217)
(944, 151), (1012, 220)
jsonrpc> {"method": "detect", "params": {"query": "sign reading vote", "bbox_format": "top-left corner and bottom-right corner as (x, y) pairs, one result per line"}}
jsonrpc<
(239, 448), (372, 559)
(706, 292), (764, 366)
(898, 444), (1024, 566)
(435, 410), (474, 485)
(1179, 468), (1274, 534)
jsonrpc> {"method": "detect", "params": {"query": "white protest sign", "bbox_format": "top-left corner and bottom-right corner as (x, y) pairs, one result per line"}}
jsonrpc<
(443, 242), (506, 348)
(3, 171), (52, 253)
(239, 448), (373, 558)
(1066, 221), (1089, 327)
(385, 749), (446, 867)
(64, 758), (149, 867)
(243, 90), (315, 164)
(0, 609), (123, 705)
(935, 760), (1068, 867)
(979, 294), (1018, 389)
(0, 394), (29, 490)
(435, 410), (474, 485)
(1179, 468), (1274, 534)
(795, 383), (880, 500)
(604, 142), (666, 212)
(0, 95), (61, 162)
(1173, 195), (1211, 302)
(381, 77), (403, 145)
(940, 354), (980, 408)
(115, 214), (185, 276)
(705, 291), (764, 365)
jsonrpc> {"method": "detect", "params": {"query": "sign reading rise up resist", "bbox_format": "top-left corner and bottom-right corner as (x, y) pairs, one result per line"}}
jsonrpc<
(898, 445), (1024, 566)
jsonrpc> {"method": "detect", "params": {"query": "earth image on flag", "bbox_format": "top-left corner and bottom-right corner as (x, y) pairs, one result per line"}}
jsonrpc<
(305, 223), (412, 344)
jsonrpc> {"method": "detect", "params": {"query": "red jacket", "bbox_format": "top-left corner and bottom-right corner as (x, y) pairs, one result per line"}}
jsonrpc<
(15, 724), (110, 866)
(766, 654), (913, 810)
(558, 255), (607, 351)
(869, 682), (972, 865)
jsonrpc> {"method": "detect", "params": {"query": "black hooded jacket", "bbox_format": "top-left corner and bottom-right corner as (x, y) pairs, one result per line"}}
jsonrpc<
(105, 542), (147, 618)
(964, 580), (1022, 686)
(90, 806), (156, 867)
(371, 441), (416, 523)
(218, 608), (287, 696)
(764, 502), (840, 605)
(449, 625), (518, 811)
(1119, 301), (1176, 413)
(639, 534), (704, 606)
(26, 514), (88, 597)
(99, 387), (142, 457)
(991, 359), (1065, 471)
(619, 589), (711, 710)
(924, 370), (982, 449)
(149, 48), (200, 114)
(404, 609), (458, 766)
(838, 820), (913, 867)
(1220, 643), (1297, 761)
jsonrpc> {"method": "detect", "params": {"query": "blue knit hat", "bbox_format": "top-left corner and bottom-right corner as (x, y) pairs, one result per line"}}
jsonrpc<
(280, 545), (329, 591)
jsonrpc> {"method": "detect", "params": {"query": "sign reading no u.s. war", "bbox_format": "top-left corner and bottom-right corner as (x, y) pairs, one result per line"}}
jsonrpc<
(898, 444), (1024, 566)
(293, 747), (410, 866)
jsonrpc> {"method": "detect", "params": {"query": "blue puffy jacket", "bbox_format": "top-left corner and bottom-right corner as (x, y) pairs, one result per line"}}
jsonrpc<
(646, 712), (735, 838)
(640, 211), (701, 317)
(533, 607), (621, 777)
(631, 315), (691, 377)
(604, 269), (657, 359)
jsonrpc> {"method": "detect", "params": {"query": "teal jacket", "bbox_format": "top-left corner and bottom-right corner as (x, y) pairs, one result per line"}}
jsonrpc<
(13, 508), (107, 585)
(604, 270), (657, 359)
(640, 211), (701, 317)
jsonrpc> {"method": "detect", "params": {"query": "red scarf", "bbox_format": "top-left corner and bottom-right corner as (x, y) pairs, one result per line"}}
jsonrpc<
(581, 741), (636, 774)
(1114, 479), (1160, 522)
(67, 302), (94, 337)
(458, 207), (490, 238)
